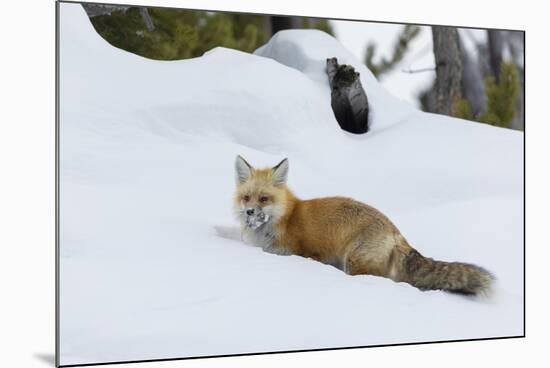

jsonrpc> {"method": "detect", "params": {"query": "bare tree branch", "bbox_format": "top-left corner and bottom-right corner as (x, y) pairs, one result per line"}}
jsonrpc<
(401, 66), (436, 74)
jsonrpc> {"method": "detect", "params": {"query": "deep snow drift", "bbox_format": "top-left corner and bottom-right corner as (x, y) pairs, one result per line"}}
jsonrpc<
(59, 4), (523, 365)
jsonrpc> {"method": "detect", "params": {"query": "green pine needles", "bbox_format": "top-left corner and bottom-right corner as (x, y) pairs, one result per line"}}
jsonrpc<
(479, 62), (521, 128)
(454, 62), (521, 129)
(90, 8), (333, 61)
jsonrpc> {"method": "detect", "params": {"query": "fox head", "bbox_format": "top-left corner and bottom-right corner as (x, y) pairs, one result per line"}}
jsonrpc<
(234, 155), (289, 230)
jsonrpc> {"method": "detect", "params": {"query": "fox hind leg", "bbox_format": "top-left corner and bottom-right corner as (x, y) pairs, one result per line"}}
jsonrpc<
(343, 231), (407, 280)
(344, 245), (392, 278)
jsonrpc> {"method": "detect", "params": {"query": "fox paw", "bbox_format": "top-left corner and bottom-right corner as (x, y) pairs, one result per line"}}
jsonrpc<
(263, 245), (292, 256)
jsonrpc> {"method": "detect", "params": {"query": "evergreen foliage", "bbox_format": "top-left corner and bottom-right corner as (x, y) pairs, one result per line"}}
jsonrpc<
(453, 98), (474, 121)
(90, 8), (267, 60)
(89, 8), (333, 60)
(303, 18), (334, 36)
(365, 25), (420, 78)
(479, 62), (520, 128)
(451, 63), (520, 129)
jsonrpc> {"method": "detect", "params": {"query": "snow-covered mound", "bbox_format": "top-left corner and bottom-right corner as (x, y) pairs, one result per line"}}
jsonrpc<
(59, 3), (523, 366)
(255, 29), (416, 129)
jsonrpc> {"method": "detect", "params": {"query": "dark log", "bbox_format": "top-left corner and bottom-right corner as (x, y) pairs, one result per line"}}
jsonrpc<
(326, 58), (370, 134)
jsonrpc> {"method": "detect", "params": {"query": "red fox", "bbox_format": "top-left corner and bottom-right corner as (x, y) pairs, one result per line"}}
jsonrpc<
(234, 155), (494, 296)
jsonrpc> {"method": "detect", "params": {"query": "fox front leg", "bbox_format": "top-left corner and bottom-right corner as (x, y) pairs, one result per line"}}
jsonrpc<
(263, 244), (292, 256)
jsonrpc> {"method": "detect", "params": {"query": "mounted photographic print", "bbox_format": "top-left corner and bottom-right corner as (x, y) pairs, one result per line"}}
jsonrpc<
(56, 1), (524, 366)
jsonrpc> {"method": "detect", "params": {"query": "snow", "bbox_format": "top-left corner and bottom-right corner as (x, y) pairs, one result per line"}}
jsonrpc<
(58, 3), (524, 366)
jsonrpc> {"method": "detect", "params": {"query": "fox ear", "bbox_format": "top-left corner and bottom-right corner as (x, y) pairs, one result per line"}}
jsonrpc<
(235, 155), (253, 184)
(272, 158), (289, 186)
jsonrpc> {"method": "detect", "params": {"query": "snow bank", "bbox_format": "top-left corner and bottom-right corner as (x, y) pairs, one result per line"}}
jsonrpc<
(59, 3), (523, 366)
(255, 29), (417, 130)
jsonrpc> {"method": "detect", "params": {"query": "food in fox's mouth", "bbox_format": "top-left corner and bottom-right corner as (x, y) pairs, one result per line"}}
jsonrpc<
(246, 211), (269, 229)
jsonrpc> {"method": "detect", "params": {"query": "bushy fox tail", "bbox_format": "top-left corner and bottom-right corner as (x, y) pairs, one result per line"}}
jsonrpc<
(399, 248), (494, 296)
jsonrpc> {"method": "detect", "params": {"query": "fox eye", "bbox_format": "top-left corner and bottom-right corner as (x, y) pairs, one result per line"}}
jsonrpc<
(243, 195), (250, 202)
(259, 196), (269, 203)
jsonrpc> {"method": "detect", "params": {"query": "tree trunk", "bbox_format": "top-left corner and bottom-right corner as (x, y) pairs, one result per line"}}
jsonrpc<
(509, 32), (525, 130)
(270, 16), (302, 35)
(432, 26), (463, 116)
(459, 38), (486, 117)
(487, 30), (504, 83)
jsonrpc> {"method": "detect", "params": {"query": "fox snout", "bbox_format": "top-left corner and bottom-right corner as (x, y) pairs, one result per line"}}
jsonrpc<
(244, 207), (270, 229)
(244, 207), (267, 220)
